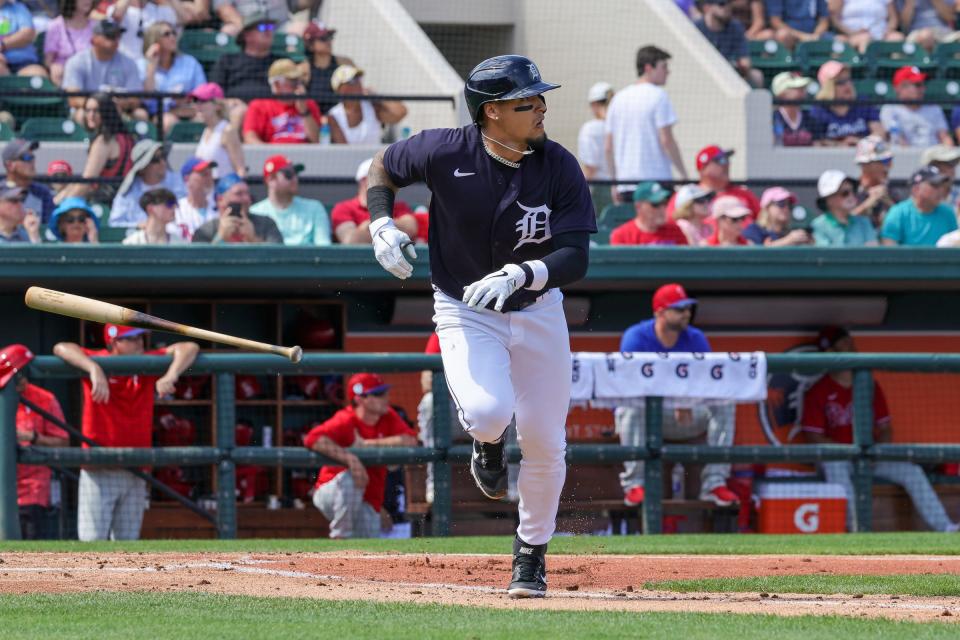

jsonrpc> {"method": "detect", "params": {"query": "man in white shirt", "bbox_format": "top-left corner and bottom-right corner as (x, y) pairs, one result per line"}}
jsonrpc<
(605, 45), (688, 202)
(175, 157), (217, 239)
(880, 66), (953, 149)
(578, 82), (614, 211)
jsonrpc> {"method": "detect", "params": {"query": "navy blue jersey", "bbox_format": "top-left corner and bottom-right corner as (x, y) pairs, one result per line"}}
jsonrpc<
(382, 124), (597, 308)
(620, 319), (712, 353)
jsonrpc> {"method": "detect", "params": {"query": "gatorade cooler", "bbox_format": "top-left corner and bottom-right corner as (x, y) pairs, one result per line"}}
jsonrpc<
(757, 483), (847, 534)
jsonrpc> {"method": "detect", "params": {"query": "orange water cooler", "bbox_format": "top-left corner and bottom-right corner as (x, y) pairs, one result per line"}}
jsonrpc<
(757, 483), (847, 534)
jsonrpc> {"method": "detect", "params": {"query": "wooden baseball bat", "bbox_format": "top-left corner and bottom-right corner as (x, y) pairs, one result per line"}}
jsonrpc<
(24, 287), (303, 363)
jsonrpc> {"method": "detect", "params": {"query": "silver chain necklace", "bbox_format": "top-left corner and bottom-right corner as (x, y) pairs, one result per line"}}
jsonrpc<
(482, 140), (521, 168)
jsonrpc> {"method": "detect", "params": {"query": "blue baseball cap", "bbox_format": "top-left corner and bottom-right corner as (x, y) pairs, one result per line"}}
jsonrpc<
(215, 172), (245, 196)
(181, 157), (217, 179)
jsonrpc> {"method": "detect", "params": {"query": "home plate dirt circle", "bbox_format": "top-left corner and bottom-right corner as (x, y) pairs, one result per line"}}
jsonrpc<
(1, 552), (959, 622)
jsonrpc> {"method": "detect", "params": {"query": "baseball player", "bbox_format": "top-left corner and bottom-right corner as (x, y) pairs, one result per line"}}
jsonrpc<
(365, 55), (596, 598)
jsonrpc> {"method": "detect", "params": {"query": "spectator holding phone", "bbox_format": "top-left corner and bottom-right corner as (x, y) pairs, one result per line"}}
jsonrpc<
(744, 187), (812, 245)
(191, 173), (283, 244)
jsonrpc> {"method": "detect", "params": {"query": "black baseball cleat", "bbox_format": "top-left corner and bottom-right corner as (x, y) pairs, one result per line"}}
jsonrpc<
(470, 437), (508, 500)
(508, 536), (547, 598)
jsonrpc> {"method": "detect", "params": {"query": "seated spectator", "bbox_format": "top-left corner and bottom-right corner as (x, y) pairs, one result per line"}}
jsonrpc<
(852, 134), (899, 226)
(331, 158), (416, 244)
(896, 0), (957, 52)
(0, 185), (38, 243)
(174, 157), (216, 239)
(881, 165), (957, 245)
(694, 0), (764, 88)
(828, 0), (904, 53)
(110, 139), (186, 228)
(880, 66), (952, 148)
(745, 187), (813, 245)
(672, 184), (714, 245)
(0, 0), (47, 76)
(706, 195), (751, 245)
(610, 181), (688, 245)
(242, 58), (321, 144)
(209, 14), (278, 127)
(49, 197), (99, 243)
(1, 343), (70, 540)
(771, 72), (816, 147)
(192, 173), (283, 243)
(921, 144), (960, 207)
(668, 145), (761, 218)
(138, 21), (206, 133)
(810, 61), (883, 146)
(767, 0), (830, 49)
(616, 284), (739, 507)
(47, 159), (73, 196)
(250, 154), (330, 246)
(803, 326), (958, 532)
(189, 83), (246, 177)
(123, 188), (186, 244)
(304, 372), (418, 539)
(63, 20), (145, 122)
(327, 65), (408, 144)
(3, 139), (54, 224)
(44, 0), (95, 86)
(812, 169), (879, 245)
(301, 21), (354, 115)
(215, 0), (312, 36)
(733, 0), (774, 40)
(56, 91), (134, 205)
(106, 0), (178, 61)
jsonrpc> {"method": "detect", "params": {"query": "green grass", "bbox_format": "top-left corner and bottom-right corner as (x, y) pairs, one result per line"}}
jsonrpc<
(647, 574), (960, 597)
(0, 592), (956, 640)
(1, 532), (959, 556)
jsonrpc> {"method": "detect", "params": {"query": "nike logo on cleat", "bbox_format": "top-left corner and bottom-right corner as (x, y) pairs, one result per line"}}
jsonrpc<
(454, 169), (475, 177)
(519, 547), (534, 554)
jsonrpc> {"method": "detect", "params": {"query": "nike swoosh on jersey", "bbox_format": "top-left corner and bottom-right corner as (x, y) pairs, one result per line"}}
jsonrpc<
(454, 169), (476, 177)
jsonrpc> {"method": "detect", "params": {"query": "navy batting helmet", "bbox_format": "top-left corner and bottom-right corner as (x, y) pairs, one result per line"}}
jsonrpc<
(464, 55), (560, 123)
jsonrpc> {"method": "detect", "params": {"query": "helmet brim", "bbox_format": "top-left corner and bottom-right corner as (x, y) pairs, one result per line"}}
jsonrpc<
(501, 81), (561, 101)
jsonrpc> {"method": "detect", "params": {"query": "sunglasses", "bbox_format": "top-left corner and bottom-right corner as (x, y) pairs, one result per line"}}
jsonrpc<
(278, 167), (298, 179)
(837, 188), (854, 197)
(771, 199), (792, 208)
(149, 154), (165, 164)
(693, 195), (712, 205)
(309, 34), (333, 42)
(256, 22), (276, 32)
(3, 196), (26, 203)
(361, 390), (388, 398)
(18, 153), (34, 162)
(62, 214), (88, 224)
(163, 200), (177, 208)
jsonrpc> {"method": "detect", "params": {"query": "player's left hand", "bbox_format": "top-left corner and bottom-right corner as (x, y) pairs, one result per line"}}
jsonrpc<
(156, 374), (178, 397)
(462, 264), (527, 312)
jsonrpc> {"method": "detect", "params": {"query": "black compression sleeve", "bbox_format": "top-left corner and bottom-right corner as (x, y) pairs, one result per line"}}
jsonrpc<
(520, 231), (589, 290)
(366, 186), (396, 222)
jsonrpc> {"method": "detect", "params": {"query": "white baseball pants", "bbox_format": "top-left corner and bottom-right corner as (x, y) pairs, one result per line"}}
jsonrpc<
(77, 469), (148, 541)
(312, 471), (381, 539)
(433, 288), (570, 546)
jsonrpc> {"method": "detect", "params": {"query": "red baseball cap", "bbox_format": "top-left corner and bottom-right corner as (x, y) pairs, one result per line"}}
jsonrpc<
(103, 323), (148, 344)
(47, 160), (73, 176)
(816, 326), (850, 351)
(893, 65), (926, 87)
(0, 343), (33, 389)
(652, 283), (698, 313)
(262, 154), (305, 179)
(695, 145), (735, 172)
(346, 372), (391, 402)
(304, 21), (335, 40)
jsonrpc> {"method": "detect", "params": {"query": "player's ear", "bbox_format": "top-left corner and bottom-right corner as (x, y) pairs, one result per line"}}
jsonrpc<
(484, 102), (499, 122)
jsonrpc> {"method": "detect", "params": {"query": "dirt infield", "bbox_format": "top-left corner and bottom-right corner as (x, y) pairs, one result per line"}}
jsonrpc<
(1, 552), (959, 622)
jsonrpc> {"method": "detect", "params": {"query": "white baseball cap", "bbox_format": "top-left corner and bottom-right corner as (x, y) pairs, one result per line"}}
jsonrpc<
(674, 184), (713, 211)
(587, 81), (613, 103)
(355, 158), (373, 182)
(817, 169), (852, 198)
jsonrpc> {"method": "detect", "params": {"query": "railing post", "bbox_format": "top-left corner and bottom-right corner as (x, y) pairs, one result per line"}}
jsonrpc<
(852, 369), (875, 533)
(215, 373), (237, 539)
(0, 383), (21, 540)
(642, 396), (663, 535)
(431, 369), (451, 536)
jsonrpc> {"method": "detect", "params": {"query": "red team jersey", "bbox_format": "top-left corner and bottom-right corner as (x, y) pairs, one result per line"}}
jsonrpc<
(303, 406), (417, 510)
(800, 375), (891, 444)
(243, 99), (323, 144)
(16, 383), (69, 507)
(329, 197), (413, 235)
(609, 220), (689, 246)
(80, 348), (164, 448)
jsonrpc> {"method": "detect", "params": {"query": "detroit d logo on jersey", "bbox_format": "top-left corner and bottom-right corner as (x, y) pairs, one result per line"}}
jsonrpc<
(514, 201), (552, 250)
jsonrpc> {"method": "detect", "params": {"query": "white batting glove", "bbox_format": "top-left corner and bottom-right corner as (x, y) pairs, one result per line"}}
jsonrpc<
(370, 217), (417, 279)
(462, 263), (527, 312)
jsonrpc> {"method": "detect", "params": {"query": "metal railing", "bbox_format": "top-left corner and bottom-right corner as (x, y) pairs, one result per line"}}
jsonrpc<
(3, 352), (960, 540)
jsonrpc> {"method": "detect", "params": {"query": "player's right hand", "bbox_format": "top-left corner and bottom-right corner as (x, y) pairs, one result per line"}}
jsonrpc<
(89, 364), (110, 403)
(370, 217), (417, 279)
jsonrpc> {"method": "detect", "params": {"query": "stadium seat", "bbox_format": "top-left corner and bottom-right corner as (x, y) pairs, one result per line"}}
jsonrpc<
(749, 40), (797, 85)
(924, 79), (960, 104)
(853, 78), (892, 101)
(98, 226), (129, 243)
(934, 42), (960, 78)
(179, 30), (239, 74)
(168, 121), (206, 142)
(0, 120), (13, 141)
(0, 76), (67, 123)
(272, 32), (305, 62)
(19, 117), (89, 142)
(596, 203), (635, 241)
(790, 205), (816, 230)
(127, 119), (159, 140)
(89, 203), (109, 222)
(865, 41), (935, 79)
(794, 40), (864, 77)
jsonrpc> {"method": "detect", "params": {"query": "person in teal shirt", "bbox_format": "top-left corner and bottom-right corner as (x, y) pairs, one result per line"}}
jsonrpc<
(811, 170), (878, 247)
(881, 166), (958, 246)
(250, 154), (332, 246)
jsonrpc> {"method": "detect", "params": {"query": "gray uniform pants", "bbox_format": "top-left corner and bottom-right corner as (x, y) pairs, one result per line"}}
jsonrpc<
(312, 471), (381, 539)
(77, 469), (148, 541)
(822, 460), (956, 532)
(614, 402), (736, 494)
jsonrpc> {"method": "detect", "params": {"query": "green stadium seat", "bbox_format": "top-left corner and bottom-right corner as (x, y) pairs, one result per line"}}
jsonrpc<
(127, 119), (159, 140)
(179, 30), (239, 74)
(19, 117), (89, 142)
(98, 226), (129, 243)
(749, 40), (798, 85)
(794, 40), (864, 77)
(853, 78), (892, 101)
(168, 121), (206, 142)
(596, 203), (635, 241)
(89, 203), (109, 222)
(865, 41), (936, 79)
(272, 32), (305, 62)
(0, 120), (13, 141)
(790, 205), (815, 230)
(924, 78), (960, 104)
(0, 76), (67, 122)
(934, 42), (960, 78)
